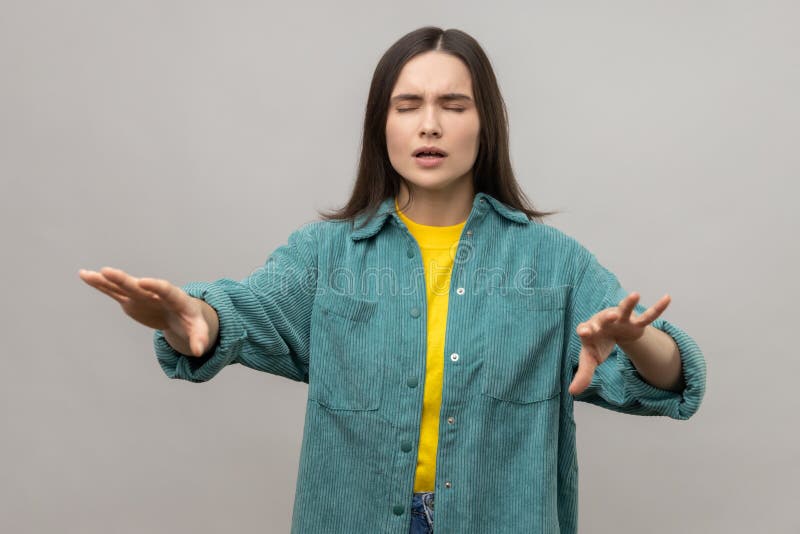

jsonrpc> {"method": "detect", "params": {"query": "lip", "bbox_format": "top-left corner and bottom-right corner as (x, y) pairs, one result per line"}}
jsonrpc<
(414, 155), (446, 168)
(412, 145), (449, 157)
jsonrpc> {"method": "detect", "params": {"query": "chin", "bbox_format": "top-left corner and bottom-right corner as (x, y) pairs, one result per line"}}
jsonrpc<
(404, 178), (453, 192)
(402, 172), (469, 192)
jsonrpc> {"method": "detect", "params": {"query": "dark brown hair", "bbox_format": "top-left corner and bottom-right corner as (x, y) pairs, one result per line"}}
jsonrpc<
(318, 26), (558, 228)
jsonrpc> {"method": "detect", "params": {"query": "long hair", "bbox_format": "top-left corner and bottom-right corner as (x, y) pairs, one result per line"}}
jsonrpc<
(318, 26), (559, 228)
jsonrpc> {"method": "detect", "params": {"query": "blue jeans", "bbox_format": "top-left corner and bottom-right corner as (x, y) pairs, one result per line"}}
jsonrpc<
(409, 491), (435, 533)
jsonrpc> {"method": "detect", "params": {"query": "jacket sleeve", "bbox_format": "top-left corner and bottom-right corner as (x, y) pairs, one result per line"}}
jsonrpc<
(152, 222), (319, 383)
(566, 246), (707, 419)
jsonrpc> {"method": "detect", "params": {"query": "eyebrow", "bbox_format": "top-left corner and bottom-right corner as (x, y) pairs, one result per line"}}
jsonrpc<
(390, 93), (473, 104)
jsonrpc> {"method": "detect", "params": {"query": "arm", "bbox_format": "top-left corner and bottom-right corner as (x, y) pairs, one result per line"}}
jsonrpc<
(153, 222), (320, 383)
(618, 324), (685, 393)
(566, 246), (707, 419)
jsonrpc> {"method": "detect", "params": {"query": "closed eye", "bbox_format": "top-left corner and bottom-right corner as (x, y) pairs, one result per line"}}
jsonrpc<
(396, 108), (466, 113)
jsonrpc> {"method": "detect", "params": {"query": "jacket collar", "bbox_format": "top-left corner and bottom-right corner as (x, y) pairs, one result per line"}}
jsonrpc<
(350, 191), (530, 241)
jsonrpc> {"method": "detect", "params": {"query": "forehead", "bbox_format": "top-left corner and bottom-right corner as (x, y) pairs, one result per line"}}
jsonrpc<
(391, 51), (473, 96)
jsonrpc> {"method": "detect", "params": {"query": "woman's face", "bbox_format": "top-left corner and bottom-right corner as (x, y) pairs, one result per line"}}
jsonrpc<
(385, 51), (481, 194)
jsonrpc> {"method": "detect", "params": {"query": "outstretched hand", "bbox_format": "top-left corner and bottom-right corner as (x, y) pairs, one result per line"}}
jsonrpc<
(78, 267), (213, 357)
(568, 291), (671, 396)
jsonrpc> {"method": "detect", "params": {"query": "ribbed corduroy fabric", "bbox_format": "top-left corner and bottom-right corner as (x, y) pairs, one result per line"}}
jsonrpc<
(153, 191), (707, 533)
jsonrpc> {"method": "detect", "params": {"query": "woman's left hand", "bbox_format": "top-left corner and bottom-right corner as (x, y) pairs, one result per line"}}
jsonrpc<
(568, 291), (671, 396)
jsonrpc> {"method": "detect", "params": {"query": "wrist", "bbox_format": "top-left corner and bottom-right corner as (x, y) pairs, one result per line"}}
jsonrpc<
(616, 326), (653, 357)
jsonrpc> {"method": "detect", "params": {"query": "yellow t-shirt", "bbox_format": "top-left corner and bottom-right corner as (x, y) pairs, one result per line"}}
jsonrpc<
(395, 197), (466, 492)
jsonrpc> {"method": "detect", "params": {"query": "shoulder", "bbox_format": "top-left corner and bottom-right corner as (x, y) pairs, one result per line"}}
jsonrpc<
(294, 219), (353, 244)
(284, 219), (358, 261)
(287, 219), (352, 242)
(529, 221), (592, 263)
(519, 221), (597, 287)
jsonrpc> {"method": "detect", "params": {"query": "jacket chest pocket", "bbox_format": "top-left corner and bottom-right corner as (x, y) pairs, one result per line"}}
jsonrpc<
(309, 293), (383, 411)
(480, 286), (570, 404)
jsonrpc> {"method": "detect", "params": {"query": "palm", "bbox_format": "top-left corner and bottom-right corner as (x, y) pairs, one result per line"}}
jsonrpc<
(568, 291), (671, 396)
(118, 291), (204, 336)
(78, 266), (210, 356)
(116, 291), (172, 330)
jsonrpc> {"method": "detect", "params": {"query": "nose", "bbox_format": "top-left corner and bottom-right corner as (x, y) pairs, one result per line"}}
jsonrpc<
(420, 125), (441, 137)
(420, 108), (442, 138)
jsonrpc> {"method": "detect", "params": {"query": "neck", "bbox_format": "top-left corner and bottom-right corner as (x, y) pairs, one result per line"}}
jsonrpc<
(396, 178), (474, 226)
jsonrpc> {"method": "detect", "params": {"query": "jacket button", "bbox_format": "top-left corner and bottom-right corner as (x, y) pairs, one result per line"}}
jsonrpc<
(393, 504), (404, 515)
(447, 416), (455, 424)
(406, 377), (418, 388)
(450, 352), (459, 362)
(456, 287), (465, 295)
(406, 249), (414, 258)
(401, 440), (412, 452)
(445, 481), (452, 488)
(410, 307), (420, 318)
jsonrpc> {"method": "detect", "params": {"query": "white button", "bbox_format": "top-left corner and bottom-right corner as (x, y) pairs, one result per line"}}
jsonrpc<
(445, 481), (452, 488)
(447, 416), (455, 424)
(456, 287), (465, 295)
(450, 353), (459, 362)
(466, 230), (473, 236)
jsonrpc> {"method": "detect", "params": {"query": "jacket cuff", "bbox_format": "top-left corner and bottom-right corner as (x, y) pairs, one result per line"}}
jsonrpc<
(153, 281), (248, 383)
(615, 319), (707, 420)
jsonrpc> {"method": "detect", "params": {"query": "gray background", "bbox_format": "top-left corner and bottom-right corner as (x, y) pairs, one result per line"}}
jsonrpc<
(2, 1), (797, 532)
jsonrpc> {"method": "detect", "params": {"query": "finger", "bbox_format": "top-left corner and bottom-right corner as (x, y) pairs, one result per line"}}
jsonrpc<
(190, 332), (210, 357)
(589, 319), (604, 335)
(97, 284), (131, 304)
(633, 294), (671, 326)
(138, 278), (184, 309)
(100, 267), (156, 300)
(616, 291), (639, 321)
(575, 321), (600, 341)
(583, 340), (605, 363)
(569, 348), (598, 396)
(80, 270), (130, 301)
(577, 322), (594, 337)
(599, 308), (620, 326)
(190, 337), (203, 357)
(579, 319), (605, 339)
(181, 315), (211, 357)
(582, 307), (622, 337)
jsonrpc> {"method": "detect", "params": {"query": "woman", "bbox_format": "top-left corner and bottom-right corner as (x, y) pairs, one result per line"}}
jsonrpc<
(79, 26), (706, 534)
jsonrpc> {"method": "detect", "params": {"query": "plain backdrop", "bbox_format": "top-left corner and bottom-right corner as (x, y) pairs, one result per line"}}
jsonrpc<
(2, 1), (798, 533)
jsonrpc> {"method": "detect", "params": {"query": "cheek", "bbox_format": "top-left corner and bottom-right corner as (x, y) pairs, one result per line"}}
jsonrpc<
(385, 120), (409, 158)
(384, 120), (398, 148)
(454, 122), (480, 153)
(469, 123), (481, 152)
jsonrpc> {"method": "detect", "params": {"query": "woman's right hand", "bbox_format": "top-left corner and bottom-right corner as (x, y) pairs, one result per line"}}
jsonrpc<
(78, 267), (213, 357)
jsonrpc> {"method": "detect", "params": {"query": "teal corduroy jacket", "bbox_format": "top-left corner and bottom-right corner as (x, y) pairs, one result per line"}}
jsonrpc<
(154, 191), (707, 533)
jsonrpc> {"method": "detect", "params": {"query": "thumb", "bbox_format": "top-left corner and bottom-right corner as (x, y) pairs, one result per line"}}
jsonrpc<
(569, 349), (597, 396)
(190, 332), (210, 357)
(190, 338), (203, 357)
(188, 314), (212, 357)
